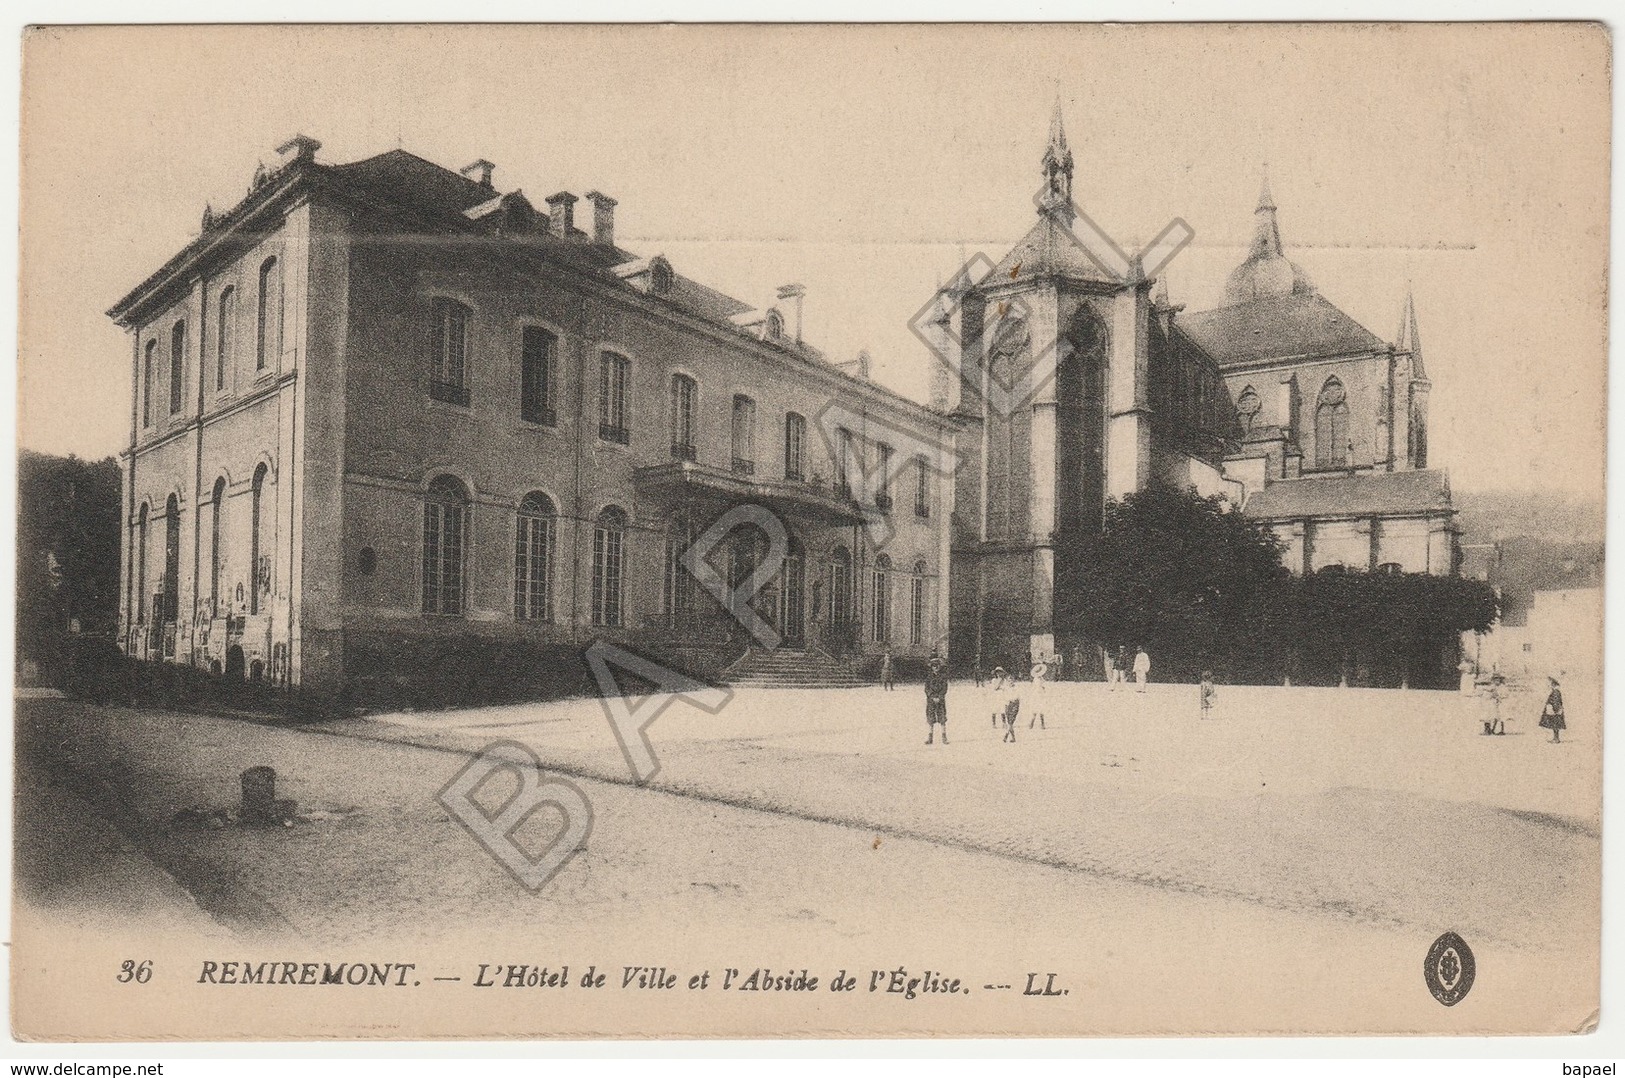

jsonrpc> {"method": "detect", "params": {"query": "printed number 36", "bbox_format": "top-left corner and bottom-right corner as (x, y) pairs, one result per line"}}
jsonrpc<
(117, 959), (153, 984)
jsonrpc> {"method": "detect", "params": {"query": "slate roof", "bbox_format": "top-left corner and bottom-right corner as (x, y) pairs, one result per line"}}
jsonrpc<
(984, 212), (1122, 288)
(1242, 468), (1453, 521)
(1178, 292), (1386, 368)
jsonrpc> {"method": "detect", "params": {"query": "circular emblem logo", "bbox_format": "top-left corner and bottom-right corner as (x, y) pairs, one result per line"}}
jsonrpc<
(1424, 931), (1475, 1006)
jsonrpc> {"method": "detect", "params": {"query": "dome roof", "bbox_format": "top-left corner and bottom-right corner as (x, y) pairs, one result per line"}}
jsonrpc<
(1222, 173), (1316, 305)
(1224, 251), (1315, 304)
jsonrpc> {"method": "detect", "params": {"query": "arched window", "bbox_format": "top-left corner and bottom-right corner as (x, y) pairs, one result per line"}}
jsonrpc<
(765, 309), (784, 340)
(830, 546), (853, 627)
(520, 326), (555, 424)
(210, 477), (226, 611)
(422, 475), (468, 617)
(784, 411), (806, 481)
(835, 427), (856, 498)
(910, 558), (928, 645)
(1408, 391), (1428, 468)
(135, 503), (149, 622)
(256, 257), (279, 372)
(169, 322), (186, 414)
(216, 286), (235, 391)
(732, 394), (756, 474)
(914, 455), (931, 517)
(592, 506), (628, 627)
(162, 494), (181, 622)
(142, 341), (156, 427)
(871, 554), (892, 643)
(514, 492), (555, 622)
(429, 297), (471, 404)
(1314, 377), (1351, 468)
(1236, 385), (1261, 434)
(599, 352), (631, 443)
(670, 374), (697, 460)
(662, 515), (698, 621)
(249, 464), (268, 614)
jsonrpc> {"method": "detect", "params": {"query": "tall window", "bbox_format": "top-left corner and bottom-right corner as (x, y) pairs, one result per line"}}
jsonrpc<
(830, 546), (853, 626)
(422, 475), (468, 617)
(169, 322), (186, 414)
(870, 554), (891, 642)
(874, 442), (893, 509)
(663, 516), (698, 620)
(514, 492), (555, 622)
(599, 352), (631, 443)
(249, 464), (267, 614)
(520, 326), (555, 424)
(914, 455), (930, 518)
(670, 374), (697, 460)
(836, 427), (855, 497)
(162, 495), (181, 622)
(215, 287), (235, 391)
(429, 298), (471, 405)
(255, 257), (279, 372)
(142, 341), (155, 427)
(1408, 391), (1429, 468)
(135, 504), (149, 622)
(1314, 377), (1350, 468)
(784, 411), (806, 481)
(210, 477), (226, 611)
(731, 394), (756, 474)
(593, 506), (628, 627)
(910, 559), (927, 645)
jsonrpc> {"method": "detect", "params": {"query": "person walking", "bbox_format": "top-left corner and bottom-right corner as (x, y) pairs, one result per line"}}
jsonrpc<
(1110, 645), (1129, 690)
(924, 655), (950, 745)
(880, 648), (895, 691)
(1028, 658), (1048, 729)
(1200, 670), (1216, 720)
(1539, 675), (1566, 744)
(1133, 647), (1151, 693)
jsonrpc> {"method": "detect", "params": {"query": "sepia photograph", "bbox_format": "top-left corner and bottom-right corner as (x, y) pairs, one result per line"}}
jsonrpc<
(8, 20), (1611, 1045)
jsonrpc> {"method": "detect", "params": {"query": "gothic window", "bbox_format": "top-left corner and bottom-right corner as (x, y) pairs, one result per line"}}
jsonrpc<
(422, 475), (467, 617)
(1409, 392), (1429, 468)
(1314, 377), (1351, 468)
(429, 298), (471, 405)
(670, 374), (697, 460)
(1236, 385), (1261, 434)
(514, 492), (555, 622)
(592, 506), (628, 627)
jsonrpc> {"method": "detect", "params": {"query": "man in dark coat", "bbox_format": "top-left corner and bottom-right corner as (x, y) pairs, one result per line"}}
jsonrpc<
(924, 654), (950, 745)
(1539, 675), (1566, 743)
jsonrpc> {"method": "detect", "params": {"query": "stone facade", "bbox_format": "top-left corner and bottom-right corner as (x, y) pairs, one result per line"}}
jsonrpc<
(112, 138), (954, 693)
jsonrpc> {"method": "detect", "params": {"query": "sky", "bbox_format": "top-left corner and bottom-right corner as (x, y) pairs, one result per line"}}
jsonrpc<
(17, 23), (1610, 499)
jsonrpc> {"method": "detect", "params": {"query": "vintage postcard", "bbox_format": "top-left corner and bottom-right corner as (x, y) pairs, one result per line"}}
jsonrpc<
(10, 22), (1608, 1040)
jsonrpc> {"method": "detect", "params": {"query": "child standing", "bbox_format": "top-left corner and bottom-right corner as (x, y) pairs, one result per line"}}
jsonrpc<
(1028, 658), (1048, 729)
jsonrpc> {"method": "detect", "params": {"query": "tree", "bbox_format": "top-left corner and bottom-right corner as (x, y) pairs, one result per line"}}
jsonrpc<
(1055, 482), (1285, 682)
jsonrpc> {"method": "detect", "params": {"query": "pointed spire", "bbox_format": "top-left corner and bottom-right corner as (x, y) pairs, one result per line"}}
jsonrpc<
(1039, 98), (1075, 223)
(1247, 166), (1283, 261)
(1396, 285), (1426, 378)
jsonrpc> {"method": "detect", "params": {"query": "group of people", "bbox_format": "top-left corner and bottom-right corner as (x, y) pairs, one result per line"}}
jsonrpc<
(1470, 665), (1567, 743)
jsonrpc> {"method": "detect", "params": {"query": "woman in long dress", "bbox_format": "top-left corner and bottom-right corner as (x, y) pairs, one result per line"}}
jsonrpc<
(1538, 675), (1566, 743)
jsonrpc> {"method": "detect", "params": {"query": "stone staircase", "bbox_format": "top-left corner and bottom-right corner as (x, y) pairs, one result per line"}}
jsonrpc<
(722, 647), (869, 688)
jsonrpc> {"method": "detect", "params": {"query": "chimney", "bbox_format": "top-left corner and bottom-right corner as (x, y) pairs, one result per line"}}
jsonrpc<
(275, 134), (322, 166)
(776, 283), (806, 343)
(546, 191), (578, 237)
(460, 159), (495, 188)
(586, 191), (617, 247)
